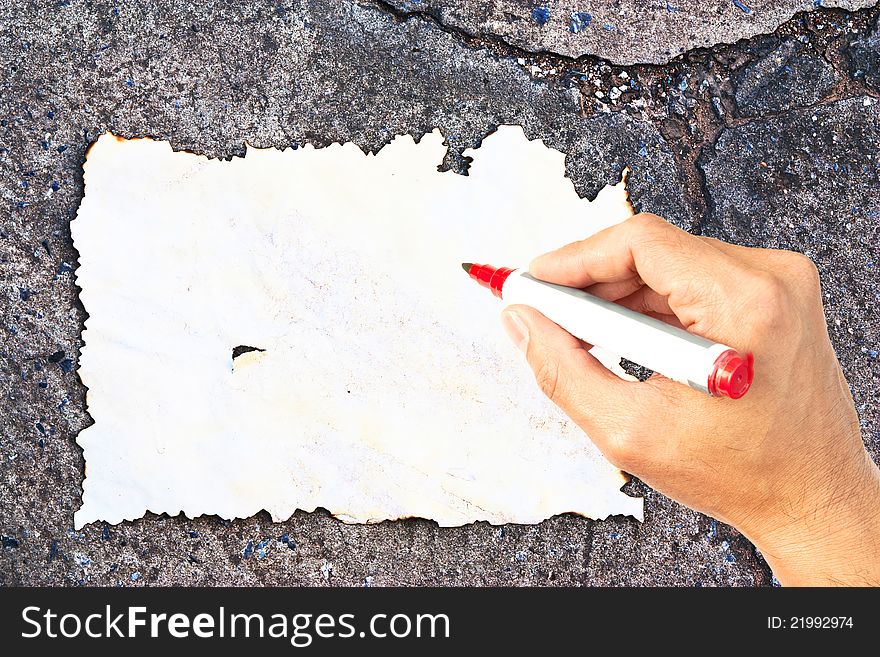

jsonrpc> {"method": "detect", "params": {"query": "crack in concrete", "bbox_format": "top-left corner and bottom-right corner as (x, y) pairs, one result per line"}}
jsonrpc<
(367, 0), (879, 231)
(4, 0), (877, 587)
(366, 0), (583, 64)
(580, 520), (594, 585)
(368, 0), (878, 64)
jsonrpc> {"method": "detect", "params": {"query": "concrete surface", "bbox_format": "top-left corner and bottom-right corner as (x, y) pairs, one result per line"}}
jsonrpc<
(0, 0), (877, 586)
(847, 13), (880, 87)
(381, 0), (876, 63)
(734, 38), (841, 115)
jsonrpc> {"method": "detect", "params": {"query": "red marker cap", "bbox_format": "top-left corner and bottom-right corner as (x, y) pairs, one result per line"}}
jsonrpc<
(465, 263), (516, 299)
(707, 350), (754, 399)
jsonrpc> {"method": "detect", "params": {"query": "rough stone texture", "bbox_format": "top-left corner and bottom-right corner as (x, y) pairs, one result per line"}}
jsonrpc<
(735, 38), (841, 115)
(701, 97), (880, 462)
(1, 0), (878, 586)
(381, 0), (876, 64)
(846, 15), (880, 89)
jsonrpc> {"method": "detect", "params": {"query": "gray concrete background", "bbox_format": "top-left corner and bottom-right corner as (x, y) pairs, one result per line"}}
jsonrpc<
(0, 0), (877, 586)
(382, 0), (877, 63)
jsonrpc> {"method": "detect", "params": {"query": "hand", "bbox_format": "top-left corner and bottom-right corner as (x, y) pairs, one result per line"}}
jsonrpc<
(501, 213), (880, 586)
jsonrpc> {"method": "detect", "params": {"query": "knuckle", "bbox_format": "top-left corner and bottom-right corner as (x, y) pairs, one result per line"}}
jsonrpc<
(603, 426), (641, 471)
(674, 274), (712, 308)
(752, 270), (787, 306)
(628, 212), (668, 237)
(604, 440), (632, 471)
(745, 270), (796, 333)
(629, 213), (692, 259)
(597, 397), (645, 470)
(533, 357), (562, 404)
(784, 251), (821, 291)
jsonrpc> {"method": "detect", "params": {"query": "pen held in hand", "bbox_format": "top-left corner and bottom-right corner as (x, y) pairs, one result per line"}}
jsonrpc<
(462, 262), (754, 399)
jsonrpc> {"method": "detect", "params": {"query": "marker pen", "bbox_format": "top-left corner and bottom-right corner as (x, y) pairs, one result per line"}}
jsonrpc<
(463, 263), (754, 399)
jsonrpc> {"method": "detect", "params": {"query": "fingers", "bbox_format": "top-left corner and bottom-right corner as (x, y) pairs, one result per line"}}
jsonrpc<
(583, 277), (644, 302)
(585, 281), (682, 328)
(530, 214), (725, 291)
(529, 213), (749, 339)
(582, 277), (681, 327)
(614, 285), (674, 317)
(502, 305), (665, 457)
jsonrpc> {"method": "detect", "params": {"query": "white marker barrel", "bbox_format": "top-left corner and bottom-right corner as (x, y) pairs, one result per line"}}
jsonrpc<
(501, 270), (752, 398)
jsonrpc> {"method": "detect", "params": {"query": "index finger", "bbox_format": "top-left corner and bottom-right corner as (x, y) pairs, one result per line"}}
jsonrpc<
(529, 214), (747, 327)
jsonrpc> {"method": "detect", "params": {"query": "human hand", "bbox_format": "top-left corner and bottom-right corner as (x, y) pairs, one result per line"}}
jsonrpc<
(500, 213), (880, 586)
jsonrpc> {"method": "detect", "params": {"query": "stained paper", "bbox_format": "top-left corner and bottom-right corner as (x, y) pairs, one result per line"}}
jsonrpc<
(72, 125), (642, 528)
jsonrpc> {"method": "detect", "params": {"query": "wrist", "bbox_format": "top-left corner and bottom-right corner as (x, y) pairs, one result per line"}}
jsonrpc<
(736, 451), (880, 586)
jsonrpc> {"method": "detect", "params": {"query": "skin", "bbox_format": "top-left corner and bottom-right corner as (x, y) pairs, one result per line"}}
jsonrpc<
(500, 213), (880, 586)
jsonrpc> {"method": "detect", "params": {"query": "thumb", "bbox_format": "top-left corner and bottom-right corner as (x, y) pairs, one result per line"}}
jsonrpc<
(501, 304), (651, 451)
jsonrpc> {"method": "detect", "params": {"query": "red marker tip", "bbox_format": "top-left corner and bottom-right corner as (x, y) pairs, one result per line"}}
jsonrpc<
(464, 263), (516, 299)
